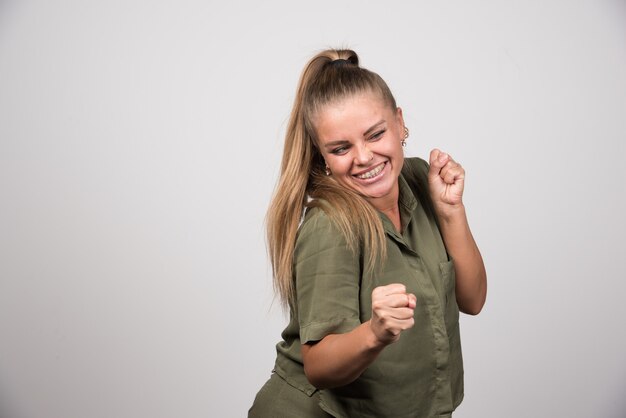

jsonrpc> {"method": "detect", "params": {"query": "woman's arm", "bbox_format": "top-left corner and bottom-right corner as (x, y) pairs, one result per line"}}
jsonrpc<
(302, 321), (383, 389)
(302, 284), (416, 389)
(427, 149), (487, 315)
(437, 206), (487, 314)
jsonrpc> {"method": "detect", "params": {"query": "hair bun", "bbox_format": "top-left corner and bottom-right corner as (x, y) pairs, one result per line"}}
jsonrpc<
(330, 51), (359, 67)
(331, 58), (351, 66)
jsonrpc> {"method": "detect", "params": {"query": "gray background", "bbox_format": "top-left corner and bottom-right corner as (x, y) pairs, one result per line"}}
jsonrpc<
(1, 1), (625, 417)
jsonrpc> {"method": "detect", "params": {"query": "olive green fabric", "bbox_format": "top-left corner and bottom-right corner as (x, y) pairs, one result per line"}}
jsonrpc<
(257, 157), (463, 418)
(248, 373), (333, 418)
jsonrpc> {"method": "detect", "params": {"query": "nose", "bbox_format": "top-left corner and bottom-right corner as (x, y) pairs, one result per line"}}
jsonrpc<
(354, 144), (373, 165)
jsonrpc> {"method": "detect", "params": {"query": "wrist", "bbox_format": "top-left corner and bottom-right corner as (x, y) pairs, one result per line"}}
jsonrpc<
(363, 320), (389, 352)
(436, 203), (467, 224)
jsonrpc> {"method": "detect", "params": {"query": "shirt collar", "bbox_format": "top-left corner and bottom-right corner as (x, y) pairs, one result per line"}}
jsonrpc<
(398, 171), (418, 215)
(378, 171), (418, 246)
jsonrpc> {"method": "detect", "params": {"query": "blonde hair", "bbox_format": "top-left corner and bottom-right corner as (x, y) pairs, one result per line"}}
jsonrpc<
(267, 48), (399, 307)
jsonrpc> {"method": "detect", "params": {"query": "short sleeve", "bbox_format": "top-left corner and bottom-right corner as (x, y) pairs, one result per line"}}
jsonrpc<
(294, 209), (362, 344)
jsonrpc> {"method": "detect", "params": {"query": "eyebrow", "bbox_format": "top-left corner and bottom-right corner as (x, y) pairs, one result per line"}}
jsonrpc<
(323, 119), (387, 148)
(363, 119), (386, 136)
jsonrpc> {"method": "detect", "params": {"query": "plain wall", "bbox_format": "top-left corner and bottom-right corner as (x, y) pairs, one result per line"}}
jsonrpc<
(1, 1), (625, 417)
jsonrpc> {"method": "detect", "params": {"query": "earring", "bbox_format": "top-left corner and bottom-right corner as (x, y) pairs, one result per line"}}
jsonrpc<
(325, 164), (331, 176)
(402, 126), (409, 147)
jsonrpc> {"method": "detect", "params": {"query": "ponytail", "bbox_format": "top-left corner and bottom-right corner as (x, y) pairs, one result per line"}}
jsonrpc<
(267, 49), (397, 308)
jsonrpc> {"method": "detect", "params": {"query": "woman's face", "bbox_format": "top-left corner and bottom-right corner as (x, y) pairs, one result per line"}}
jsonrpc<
(314, 91), (405, 210)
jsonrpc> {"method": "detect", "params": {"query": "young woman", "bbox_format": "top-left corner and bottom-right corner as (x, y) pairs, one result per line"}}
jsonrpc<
(249, 49), (487, 418)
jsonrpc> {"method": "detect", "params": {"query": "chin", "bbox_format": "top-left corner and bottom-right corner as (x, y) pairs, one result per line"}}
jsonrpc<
(359, 184), (395, 199)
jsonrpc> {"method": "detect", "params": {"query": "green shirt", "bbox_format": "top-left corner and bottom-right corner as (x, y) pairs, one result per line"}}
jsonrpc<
(274, 157), (463, 418)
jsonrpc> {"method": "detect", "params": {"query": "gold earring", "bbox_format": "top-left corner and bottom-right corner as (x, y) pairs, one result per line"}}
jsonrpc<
(402, 126), (409, 147)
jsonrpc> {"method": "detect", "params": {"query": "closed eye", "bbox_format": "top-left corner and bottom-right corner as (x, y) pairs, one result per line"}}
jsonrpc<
(369, 130), (386, 141)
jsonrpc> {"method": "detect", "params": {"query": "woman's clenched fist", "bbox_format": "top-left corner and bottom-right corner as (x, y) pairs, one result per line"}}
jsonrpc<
(369, 284), (416, 345)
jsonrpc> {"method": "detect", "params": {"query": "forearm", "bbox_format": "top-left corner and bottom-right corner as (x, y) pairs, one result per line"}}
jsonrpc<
(301, 320), (386, 389)
(438, 205), (487, 315)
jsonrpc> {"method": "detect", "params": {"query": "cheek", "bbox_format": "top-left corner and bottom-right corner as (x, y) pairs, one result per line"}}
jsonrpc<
(334, 159), (353, 175)
(381, 138), (403, 156)
(324, 155), (343, 171)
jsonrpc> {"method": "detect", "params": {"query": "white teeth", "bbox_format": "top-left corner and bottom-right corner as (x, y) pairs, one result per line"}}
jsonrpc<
(356, 163), (385, 179)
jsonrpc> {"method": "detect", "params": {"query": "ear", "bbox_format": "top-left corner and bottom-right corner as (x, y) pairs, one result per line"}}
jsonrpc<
(395, 107), (405, 129)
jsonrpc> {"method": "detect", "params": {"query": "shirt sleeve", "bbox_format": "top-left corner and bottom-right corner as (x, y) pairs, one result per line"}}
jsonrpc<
(294, 208), (362, 344)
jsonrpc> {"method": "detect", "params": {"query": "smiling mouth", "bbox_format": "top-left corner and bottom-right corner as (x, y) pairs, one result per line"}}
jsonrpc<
(354, 162), (386, 179)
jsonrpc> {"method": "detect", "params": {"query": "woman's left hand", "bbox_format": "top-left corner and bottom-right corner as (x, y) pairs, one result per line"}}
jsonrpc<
(427, 149), (465, 218)
(426, 148), (487, 315)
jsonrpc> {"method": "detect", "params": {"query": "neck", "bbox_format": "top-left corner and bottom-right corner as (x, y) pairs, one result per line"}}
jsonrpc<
(367, 183), (401, 232)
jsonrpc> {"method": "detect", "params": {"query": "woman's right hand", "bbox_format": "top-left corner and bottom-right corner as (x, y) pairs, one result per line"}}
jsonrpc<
(369, 284), (416, 345)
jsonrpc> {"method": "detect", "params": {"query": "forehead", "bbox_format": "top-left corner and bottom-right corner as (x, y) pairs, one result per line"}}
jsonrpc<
(314, 92), (392, 141)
